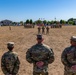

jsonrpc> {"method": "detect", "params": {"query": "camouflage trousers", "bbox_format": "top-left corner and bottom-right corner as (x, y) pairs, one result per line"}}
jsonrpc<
(33, 71), (48, 75)
(38, 30), (41, 34)
(64, 66), (76, 75)
(64, 71), (76, 75)
(46, 31), (49, 34)
(42, 31), (45, 34)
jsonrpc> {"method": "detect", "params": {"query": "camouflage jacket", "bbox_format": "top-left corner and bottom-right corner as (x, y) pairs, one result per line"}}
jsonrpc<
(61, 46), (76, 67)
(26, 43), (54, 72)
(1, 51), (20, 75)
(38, 27), (41, 30)
(46, 27), (49, 30)
(42, 27), (45, 30)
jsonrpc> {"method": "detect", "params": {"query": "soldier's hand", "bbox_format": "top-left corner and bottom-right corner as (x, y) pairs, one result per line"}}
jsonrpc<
(36, 61), (44, 68)
(71, 65), (76, 71)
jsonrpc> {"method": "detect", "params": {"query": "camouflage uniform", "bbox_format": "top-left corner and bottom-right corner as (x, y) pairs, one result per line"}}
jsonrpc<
(1, 42), (20, 75)
(61, 36), (76, 75)
(42, 26), (45, 34)
(26, 43), (54, 75)
(46, 26), (49, 34)
(38, 27), (41, 34)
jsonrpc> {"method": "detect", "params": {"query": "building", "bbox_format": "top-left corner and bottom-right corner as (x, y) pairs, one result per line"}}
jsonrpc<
(0, 22), (2, 26)
(73, 19), (76, 25)
(0, 20), (12, 26)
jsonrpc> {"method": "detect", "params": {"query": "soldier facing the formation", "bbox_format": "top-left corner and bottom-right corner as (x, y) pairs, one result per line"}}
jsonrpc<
(61, 36), (76, 75)
(42, 26), (45, 34)
(1, 42), (20, 75)
(38, 26), (41, 34)
(26, 34), (54, 75)
(46, 26), (50, 34)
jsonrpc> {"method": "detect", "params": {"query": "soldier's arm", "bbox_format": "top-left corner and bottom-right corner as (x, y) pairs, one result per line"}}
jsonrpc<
(26, 49), (34, 63)
(47, 48), (55, 64)
(61, 48), (72, 67)
(1, 55), (9, 75)
(12, 56), (20, 74)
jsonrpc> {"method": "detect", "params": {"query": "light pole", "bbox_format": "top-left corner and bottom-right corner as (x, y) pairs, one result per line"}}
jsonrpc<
(55, 17), (56, 21)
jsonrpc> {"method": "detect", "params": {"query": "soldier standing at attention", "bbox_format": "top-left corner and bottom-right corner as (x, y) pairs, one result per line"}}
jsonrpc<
(61, 36), (76, 75)
(42, 26), (45, 34)
(46, 26), (49, 34)
(26, 34), (54, 75)
(1, 42), (20, 75)
(38, 26), (41, 34)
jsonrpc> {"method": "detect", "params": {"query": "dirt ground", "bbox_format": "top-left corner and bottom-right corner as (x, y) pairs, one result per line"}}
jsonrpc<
(0, 26), (76, 75)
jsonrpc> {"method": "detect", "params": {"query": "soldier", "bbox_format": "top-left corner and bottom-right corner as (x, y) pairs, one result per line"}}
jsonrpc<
(46, 26), (49, 34)
(1, 42), (20, 75)
(9, 26), (11, 30)
(38, 26), (41, 34)
(59, 24), (62, 28)
(61, 36), (76, 75)
(42, 26), (45, 34)
(26, 34), (54, 75)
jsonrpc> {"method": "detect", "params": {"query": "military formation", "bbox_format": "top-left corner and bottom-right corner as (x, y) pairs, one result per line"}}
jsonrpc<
(1, 35), (76, 75)
(38, 26), (50, 34)
(51, 24), (62, 28)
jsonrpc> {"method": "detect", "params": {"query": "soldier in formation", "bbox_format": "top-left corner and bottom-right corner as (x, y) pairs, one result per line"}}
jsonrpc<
(9, 26), (11, 30)
(38, 26), (41, 34)
(38, 26), (50, 35)
(46, 26), (49, 34)
(1, 42), (20, 75)
(61, 36), (76, 75)
(42, 26), (45, 34)
(26, 34), (54, 75)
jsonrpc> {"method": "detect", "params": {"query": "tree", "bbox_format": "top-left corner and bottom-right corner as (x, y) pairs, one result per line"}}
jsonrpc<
(60, 20), (63, 24)
(68, 18), (73, 21)
(54, 21), (56, 24)
(68, 21), (74, 25)
(47, 21), (51, 25)
(50, 20), (54, 24)
(12, 22), (17, 26)
(20, 21), (24, 25)
(26, 19), (30, 24)
(60, 20), (66, 24)
(43, 20), (47, 25)
(30, 19), (33, 24)
(35, 20), (42, 25)
(67, 18), (76, 25)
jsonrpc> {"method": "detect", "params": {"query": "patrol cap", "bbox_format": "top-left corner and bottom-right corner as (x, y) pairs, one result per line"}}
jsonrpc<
(70, 36), (76, 42)
(37, 34), (43, 39)
(7, 42), (14, 47)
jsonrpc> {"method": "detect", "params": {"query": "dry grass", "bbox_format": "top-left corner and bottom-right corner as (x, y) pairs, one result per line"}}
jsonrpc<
(0, 26), (76, 75)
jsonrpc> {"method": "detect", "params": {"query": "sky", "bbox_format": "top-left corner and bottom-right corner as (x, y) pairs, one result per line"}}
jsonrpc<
(0, 0), (76, 22)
